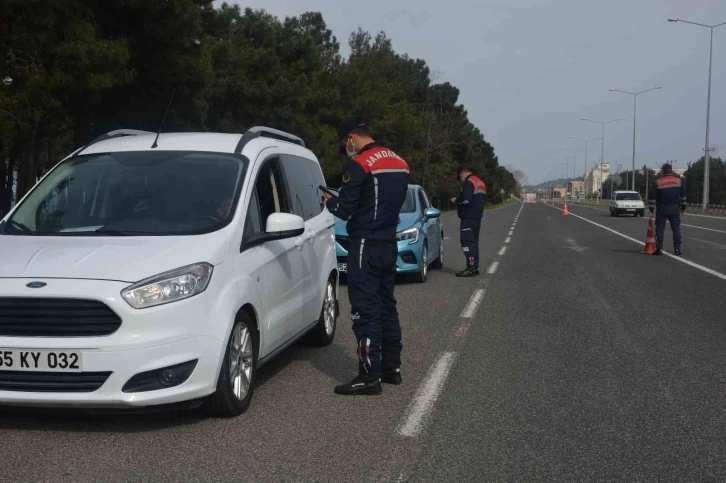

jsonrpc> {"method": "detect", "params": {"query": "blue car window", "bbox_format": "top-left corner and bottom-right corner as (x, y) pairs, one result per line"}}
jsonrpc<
(401, 188), (416, 213)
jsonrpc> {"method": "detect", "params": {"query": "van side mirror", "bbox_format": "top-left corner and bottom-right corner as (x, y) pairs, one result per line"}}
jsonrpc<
(242, 212), (305, 251)
(424, 208), (441, 219)
(265, 212), (305, 239)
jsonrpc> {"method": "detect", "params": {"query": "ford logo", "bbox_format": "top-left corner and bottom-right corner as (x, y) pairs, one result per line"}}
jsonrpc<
(26, 281), (47, 289)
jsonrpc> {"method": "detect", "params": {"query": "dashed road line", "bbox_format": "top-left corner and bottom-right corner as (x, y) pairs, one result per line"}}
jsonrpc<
(397, 352), (457, 437)
(681, 223), (726, 234)
(487, 261), (499, 274)
(553, 206), (726, 282)
(460, 288), (486, 319)
(505, 237), (511, 243)
(498, 246), (507, 256)
(693, 238), (726, 250)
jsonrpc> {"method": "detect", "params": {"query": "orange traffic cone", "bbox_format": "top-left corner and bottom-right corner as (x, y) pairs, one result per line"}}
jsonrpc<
(642, 215), (657, 254)
(562, 202), (570, 216)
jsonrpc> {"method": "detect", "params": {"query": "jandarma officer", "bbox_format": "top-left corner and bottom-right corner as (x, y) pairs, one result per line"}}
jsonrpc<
(323, 116), (410, 396)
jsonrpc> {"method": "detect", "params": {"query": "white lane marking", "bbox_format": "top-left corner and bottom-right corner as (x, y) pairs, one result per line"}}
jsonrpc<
(573, 205), (726, 234)
(564, 236), (588, 252)
(444, 236), (450, 240)
(508, 230), (513, 236)
(460, 288), (486, 319)
(505, 237), (511, 243)
(398, 352), (457, 437)
(498, 246), (507, 256)
(693, 238), (726, 250)
(487, 261), (499, 274)
(554, 207), (726, 282)
(682, 223), (726, 234)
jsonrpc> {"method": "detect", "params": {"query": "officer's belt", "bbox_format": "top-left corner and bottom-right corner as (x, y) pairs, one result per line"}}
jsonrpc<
(349, 237), (396, 245)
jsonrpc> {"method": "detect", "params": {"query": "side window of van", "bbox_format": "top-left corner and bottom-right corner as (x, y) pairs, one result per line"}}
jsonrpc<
(280, 154), (322, 221)
(243, 157), (289, 246)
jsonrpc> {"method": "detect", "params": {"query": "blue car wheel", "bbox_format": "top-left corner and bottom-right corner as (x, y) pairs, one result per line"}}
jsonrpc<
(413, 240), (428, 283)
(431, 231), (444, 269)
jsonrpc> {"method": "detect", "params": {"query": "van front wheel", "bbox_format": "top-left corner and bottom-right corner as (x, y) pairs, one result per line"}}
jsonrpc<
(202, 315), (258, 418)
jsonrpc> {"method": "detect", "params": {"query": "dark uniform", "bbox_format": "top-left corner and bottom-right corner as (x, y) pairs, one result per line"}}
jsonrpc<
(456, 173), (487, 275)
(648, 163), (687, 255)
(326, 134), (409, 393)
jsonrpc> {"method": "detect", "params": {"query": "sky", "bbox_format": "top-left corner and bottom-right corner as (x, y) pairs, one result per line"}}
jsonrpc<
(218, 0), (726, 185)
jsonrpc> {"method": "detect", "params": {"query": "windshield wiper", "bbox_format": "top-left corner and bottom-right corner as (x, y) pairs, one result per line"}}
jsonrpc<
(94, 228), (157, 236)
(7, 220), (34, 235)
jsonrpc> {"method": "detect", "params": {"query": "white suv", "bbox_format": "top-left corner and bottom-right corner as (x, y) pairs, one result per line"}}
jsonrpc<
(610, 190), (645, 217)
(0, 127), (339, 417)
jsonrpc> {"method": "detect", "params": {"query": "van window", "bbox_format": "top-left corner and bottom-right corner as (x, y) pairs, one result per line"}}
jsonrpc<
(306, 158), (327, 215)
(255, 157), (290, 225)
(280, 155), (322, 221)
(243, 189), (263, 240)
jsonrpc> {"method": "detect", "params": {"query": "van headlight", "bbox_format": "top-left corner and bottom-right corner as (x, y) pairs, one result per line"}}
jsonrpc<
(122, 263), (213, 309)
(396, 226), (419, 244)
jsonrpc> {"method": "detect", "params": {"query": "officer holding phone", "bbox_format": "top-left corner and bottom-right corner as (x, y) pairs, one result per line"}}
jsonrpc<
(323, 116), (409, 396)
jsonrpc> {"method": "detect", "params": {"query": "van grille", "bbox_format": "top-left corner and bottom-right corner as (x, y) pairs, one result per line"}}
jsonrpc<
(0, 298), (121, 337)
(0, 371), (112, 392)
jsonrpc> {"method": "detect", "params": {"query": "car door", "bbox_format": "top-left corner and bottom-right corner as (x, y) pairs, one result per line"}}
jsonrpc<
(278, 153), (332, 326)
(418, 188), (440, 255)
(241, 155), (306, 354)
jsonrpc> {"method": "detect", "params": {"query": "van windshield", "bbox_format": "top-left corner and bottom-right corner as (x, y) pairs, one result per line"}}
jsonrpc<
(615, 192), (641, 201)
(2, 151), (246, 236)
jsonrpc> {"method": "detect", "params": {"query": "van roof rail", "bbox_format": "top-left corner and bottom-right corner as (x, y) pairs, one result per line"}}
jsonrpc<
(74, 129), (155, 157)
(235, 126), (306, 153)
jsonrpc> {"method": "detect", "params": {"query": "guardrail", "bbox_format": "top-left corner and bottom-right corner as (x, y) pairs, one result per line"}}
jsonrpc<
(687, 203), (726, 215)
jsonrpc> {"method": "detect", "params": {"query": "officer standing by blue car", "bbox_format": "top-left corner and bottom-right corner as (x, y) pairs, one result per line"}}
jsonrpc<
(450, 165), (487, 277)
(323, 117), (410, 396)
(648, 162), (687, 256)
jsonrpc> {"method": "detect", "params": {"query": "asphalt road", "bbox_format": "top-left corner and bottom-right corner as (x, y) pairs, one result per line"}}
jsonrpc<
(2, 201), (726, 482)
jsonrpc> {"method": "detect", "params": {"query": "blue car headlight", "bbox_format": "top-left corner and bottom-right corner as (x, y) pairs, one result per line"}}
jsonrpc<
(396, 226), (419, 245)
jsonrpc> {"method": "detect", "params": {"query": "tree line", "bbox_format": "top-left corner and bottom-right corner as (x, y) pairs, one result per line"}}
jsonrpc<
(0, 0), (518, 216)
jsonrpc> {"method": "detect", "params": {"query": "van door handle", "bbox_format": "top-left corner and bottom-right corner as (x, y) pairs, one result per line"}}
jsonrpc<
(294, 236), (306, 250)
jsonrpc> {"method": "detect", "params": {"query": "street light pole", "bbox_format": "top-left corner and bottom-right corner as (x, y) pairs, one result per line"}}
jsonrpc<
(581, 117), (627, 195)
(609, 87), (662, 191)
(668, 18), (726, 210)
(561, 146), (587, 197)
(570, 136), (601, 195)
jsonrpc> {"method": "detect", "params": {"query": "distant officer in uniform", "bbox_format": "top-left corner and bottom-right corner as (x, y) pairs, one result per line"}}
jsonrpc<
(324, 116), (410, 396)
(450, 165), (486, 276)
(648, 162), (687, 256)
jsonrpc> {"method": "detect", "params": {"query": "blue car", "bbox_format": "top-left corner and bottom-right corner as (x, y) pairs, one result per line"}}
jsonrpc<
(331, 184), (444, 283)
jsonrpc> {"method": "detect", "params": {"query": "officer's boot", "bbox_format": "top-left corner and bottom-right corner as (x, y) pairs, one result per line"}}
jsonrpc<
(335, 337), (383, 395)
(456, 258), (479, 277)
(674, 246), (682, 256)
(334, 374), (382, 395)
(382, 366), (402, 385)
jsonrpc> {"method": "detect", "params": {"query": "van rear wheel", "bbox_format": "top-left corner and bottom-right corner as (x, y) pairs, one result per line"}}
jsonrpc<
(307, 276), (337, 346)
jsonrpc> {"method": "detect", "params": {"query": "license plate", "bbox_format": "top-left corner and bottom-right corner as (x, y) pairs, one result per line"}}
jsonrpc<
(0, 349), (83, 372)
(626, 209), (635, 212)
(338, 262), (347, 273)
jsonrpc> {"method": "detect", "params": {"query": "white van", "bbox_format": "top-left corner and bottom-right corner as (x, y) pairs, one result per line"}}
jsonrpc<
(0, 127), (339, 417)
